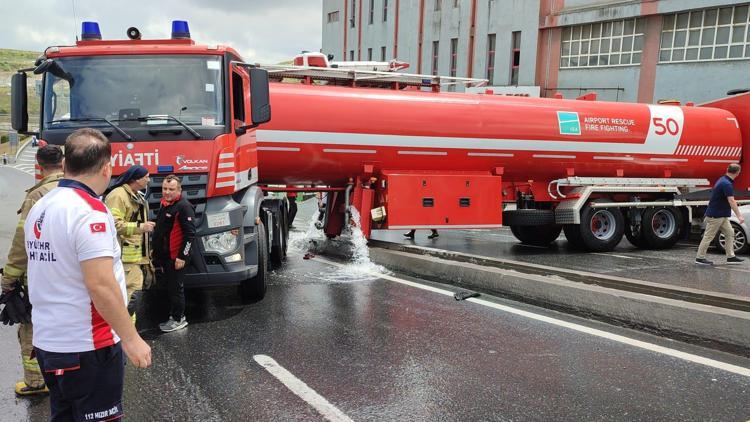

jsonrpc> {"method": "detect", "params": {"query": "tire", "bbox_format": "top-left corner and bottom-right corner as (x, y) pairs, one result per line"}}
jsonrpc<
(567, 205), (625, 252)
(640, 207), (683, 249)
(241, 222), (268, 301)
(270, 207), (287, 267)
(716, 222), (750, 255)
(563, 224), (585, 249)
(510, 225), (562, 246)
(503, 209), (555, 226)
(624, 222), (649, 249)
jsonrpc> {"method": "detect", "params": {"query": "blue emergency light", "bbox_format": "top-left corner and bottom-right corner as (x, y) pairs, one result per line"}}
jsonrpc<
(157, 165), (174, 173)
(81, 21), (102, 40)
(171, 20), (191, 39)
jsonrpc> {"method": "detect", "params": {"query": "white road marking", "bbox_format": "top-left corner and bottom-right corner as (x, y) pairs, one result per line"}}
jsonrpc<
(313, 257), (750, 378)
(591, 252), (642, 260)
(253, 355), (354, 422)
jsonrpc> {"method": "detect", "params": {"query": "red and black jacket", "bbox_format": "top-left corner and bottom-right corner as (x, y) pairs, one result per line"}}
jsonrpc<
(153, 195), (196, 264)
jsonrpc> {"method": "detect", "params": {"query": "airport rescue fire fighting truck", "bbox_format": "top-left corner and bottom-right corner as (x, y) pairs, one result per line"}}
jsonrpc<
(10, 22), (750, 300)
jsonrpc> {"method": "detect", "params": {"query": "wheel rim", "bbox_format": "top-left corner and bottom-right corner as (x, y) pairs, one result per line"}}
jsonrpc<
(650, 209), (676, 239)
(590, 210), (617, 241)
(719, 225), (746, 251)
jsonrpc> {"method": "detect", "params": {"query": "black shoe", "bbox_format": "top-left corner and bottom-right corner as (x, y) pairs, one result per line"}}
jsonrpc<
(403, 232), (415, 239)
(727, 256), (744, 265)
(694, 258), (714, 266)
(427, 233), (439, 239)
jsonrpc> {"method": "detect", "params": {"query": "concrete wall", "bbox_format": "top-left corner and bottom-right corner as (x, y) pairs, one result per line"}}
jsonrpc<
(654, 60), (750, 103)
(473, 0), (540, 86)
(556, 66), (640, 102)
(322, 0), (345, 61)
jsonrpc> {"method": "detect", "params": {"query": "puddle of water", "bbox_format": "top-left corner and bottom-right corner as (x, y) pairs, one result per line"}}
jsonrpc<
(288, 206), (389, 283)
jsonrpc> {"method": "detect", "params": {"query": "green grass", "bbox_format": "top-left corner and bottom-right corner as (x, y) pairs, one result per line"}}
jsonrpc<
(0, 49), (42, 118)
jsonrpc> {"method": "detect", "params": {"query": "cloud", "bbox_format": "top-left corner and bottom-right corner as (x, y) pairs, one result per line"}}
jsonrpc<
(0, 0), (322, 63)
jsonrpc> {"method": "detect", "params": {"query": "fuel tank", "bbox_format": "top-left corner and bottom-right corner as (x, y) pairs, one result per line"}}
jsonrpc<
(256, 82), (743, 186)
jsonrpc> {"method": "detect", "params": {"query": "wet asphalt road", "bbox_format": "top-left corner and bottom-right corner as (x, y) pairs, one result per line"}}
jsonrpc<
(372, 227), (750, 298)
(1, 175), (750, 420)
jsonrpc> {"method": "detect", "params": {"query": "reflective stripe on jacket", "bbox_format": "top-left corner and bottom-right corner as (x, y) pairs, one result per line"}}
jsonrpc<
(105, 184), (150, 264)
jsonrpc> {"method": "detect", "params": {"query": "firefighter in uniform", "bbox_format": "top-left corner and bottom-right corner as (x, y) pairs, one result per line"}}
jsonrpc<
(1, 145), (63, 395)
(104, 165), (153, 322)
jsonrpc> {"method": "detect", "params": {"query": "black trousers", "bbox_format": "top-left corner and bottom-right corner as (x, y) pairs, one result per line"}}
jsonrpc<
(164, 262), (186, 320)
(35, 343), (124, 422)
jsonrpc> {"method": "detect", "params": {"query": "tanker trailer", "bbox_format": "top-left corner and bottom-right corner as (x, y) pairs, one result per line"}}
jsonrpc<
(254, 65), (750, 253)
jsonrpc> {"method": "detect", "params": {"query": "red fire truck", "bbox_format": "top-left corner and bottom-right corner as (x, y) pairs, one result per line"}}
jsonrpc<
(11, 21), (285, 300)
(11, 22), (750, 293)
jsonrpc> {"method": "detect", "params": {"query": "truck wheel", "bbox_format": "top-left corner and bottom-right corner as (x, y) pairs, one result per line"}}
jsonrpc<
(241, 222), (268, 301)
(270, 212), (287, 267)
(624, 223), (649, 249)
(563, 224), (585, 249)
(716, 222), (749, 255)
(503, 209), (555, 226)
(640, 207), (682, 249)
(570, 205), (624, 252)
(510, 225), (562, 246)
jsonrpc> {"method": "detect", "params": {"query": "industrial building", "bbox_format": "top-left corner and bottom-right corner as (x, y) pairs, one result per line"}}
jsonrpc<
(321, 0), (750, 103)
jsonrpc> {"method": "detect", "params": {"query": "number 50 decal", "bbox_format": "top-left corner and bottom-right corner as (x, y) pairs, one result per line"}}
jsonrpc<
(652, 117), (680, 136)
(646, 104), (684, 154)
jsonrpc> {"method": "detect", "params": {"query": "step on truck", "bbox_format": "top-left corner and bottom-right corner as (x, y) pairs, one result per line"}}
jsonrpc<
(10, 21), (290, 300)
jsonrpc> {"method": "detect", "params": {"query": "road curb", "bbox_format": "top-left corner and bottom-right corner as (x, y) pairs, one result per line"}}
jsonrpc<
(369, 247), (750, 351)
(14, 137), (32, 162)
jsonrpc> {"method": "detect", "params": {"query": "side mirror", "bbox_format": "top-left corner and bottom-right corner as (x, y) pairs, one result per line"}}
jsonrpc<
(11, 73), (29, 133)
(249, 68), (271, 126)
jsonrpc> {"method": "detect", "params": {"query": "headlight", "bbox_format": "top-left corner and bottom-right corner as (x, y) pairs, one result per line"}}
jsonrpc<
(202, 229), (239, 255)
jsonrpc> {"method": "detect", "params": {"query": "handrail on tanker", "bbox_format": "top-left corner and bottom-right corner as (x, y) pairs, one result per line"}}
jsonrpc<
(254, 63), (489, 89)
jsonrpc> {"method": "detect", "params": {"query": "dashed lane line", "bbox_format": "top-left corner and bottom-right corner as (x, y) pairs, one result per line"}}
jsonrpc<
(313, 256), (750, 378)
(253, 355), (354, 422)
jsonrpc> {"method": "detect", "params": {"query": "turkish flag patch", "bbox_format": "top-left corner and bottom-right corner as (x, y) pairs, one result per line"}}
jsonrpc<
(90, 222), (107, 233)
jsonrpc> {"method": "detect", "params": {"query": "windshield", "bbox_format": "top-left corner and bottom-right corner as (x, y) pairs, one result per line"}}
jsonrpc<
(42, 55), (224, 130)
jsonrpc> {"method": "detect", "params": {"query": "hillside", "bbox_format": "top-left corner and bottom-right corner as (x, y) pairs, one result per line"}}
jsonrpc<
(0, 48), (41, 118)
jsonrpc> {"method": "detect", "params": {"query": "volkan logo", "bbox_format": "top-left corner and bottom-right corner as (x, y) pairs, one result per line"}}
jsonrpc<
(557, 111), (582, 136)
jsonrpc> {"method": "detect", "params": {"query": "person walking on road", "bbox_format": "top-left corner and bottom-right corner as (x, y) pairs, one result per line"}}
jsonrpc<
(696, 163), (745, 266)
(404, 229), (439, 239)
(153, 175), (196, 332)
(24, 128), (151, 420)
(2, 152), (8, 165)
(104, 165), (153, 323)
(0, 145), (63, 396)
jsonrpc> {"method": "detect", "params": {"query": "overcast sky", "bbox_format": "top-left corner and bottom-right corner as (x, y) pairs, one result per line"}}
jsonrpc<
(0, 0), (322, 63)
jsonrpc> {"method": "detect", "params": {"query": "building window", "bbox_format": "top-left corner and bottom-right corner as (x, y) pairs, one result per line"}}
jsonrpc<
(432, 41), (440, 75)
(510, 31), (521, 85)
(486, 34), (496, 85)
(435, 0), (441, 11)
(327, 11), (340, 23)
(453, 0), (459, 7)
(660, 5), (750, 63)
(560, 18), (645, 68)
(350, 50), (355, 61)
(383, 0), (388, 22)
(450, 38), (458, 77)
(368, 48), (373, 60)
(368, 0), (374, 24)
(351, 0), (356, 28)
(381, 46), (387, 61)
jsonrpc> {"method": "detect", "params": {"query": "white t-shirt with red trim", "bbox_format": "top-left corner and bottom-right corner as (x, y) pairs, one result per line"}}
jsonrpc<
(25, 185), (126, 353)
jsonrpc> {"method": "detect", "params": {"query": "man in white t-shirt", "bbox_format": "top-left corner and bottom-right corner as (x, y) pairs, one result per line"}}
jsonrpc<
(25, 128), (151, 421)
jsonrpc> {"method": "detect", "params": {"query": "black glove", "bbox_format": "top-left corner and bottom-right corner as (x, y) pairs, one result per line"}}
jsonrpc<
(0, 282), (32, 326)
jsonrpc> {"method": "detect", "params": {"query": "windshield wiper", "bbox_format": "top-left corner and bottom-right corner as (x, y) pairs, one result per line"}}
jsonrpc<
(117, 115), (201, 139)
(46, 117), (133, 141)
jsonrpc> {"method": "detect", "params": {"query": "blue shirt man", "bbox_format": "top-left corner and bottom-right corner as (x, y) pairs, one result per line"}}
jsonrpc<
(696, 163), (744, 265)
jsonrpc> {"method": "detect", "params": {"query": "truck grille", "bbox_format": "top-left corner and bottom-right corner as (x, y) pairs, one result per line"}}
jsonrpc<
(147, 173), (208, 223)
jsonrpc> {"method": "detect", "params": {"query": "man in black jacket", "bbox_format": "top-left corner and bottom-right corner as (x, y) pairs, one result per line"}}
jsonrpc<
(153, 175), (196, 332)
